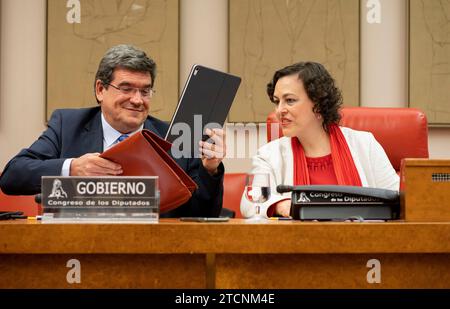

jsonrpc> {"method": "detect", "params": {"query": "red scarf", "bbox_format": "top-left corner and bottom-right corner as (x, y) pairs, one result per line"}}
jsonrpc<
(291, 124), (362, 186)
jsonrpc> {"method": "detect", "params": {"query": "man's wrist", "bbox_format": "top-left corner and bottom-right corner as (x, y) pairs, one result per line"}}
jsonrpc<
(201, 161), (224, 178)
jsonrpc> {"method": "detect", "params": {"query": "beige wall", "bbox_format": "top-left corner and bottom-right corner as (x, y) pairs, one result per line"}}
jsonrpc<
(180, 0), (228, 89)
(359, 0), (450, 161)
(0, 0), (46, 168)
(429, 128), (450, 159)
(0, 0), (449, 173)
(360, 0), (408, 107)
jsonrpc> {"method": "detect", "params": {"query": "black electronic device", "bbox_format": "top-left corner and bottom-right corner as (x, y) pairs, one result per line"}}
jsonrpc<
(0, 211), (25, 220)
(277, 185), (400, 221)
(165, 65), (241, 157)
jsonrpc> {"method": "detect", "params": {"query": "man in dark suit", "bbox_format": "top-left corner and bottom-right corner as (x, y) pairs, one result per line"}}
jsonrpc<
(0, 45), (225, 217)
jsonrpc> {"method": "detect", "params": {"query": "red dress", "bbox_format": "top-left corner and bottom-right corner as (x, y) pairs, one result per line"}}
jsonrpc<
(305, 154), (338, 185)
(267, 154), (338, 217)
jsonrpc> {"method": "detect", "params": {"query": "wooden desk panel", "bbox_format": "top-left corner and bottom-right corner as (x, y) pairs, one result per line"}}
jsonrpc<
(1, 219), (449, 288)
(0, 254), (205, 288)
(216, 254), (450, 288)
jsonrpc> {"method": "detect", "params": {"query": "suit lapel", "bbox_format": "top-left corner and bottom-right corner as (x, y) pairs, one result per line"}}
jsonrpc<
(79, 113), (164, 153)
(284, 137), (294, 186)
(144, 118), (165, 139)
(81, 110), (103, 153)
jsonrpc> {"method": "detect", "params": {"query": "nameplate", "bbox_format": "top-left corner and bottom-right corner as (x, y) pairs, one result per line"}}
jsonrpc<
(41, 176), (159, 223)
(287, 185), (399, 221)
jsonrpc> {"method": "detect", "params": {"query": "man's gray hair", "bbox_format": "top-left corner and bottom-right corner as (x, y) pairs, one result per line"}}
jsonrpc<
(94, 44), (156, 102)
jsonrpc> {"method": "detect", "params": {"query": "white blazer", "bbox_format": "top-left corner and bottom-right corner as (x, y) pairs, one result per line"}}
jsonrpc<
(240, 127), (400, 218)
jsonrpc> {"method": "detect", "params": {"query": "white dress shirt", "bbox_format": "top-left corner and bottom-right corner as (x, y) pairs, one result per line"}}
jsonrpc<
(61, 113), (143, 176)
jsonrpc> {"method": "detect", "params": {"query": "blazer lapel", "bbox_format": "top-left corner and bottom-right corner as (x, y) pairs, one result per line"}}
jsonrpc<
(78, 114), (164, 154)
(282, 137), (294, 186)
(81, 110), (103, 153)
(144, 118), (165, 139)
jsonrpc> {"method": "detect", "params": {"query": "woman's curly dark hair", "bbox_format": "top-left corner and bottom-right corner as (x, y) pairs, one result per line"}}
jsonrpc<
(267, 62), (342, 132)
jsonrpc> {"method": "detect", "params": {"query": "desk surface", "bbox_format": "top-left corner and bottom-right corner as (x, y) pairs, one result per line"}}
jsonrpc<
(1, 219), (449, 254)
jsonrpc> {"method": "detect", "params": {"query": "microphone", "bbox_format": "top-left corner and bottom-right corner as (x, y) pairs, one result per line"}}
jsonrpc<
(35, 193), (42, 204)
(276, 185), (294, 193)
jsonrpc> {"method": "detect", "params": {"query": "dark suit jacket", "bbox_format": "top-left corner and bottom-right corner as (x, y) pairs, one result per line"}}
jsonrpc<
(0, 107), (223, 217)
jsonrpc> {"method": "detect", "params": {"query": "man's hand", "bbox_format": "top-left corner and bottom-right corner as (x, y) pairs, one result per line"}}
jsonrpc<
(70, 153), (123, 176)
(275, 199), (291, 217)
(199, 128), (226, 176)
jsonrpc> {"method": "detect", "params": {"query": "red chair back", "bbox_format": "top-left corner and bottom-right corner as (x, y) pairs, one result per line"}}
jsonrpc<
(266, 107), (429, 172)
(223, 173), (246, 218)
(0, 188), (40, 216)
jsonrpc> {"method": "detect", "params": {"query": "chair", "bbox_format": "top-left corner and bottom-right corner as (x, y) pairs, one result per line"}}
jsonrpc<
(267, 106), (429, 172)
(222, 173), (246, 218)
(0, 188), (41, 216)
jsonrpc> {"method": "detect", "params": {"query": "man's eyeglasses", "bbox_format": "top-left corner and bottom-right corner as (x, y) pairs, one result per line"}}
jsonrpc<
(105, 83), (155, 99)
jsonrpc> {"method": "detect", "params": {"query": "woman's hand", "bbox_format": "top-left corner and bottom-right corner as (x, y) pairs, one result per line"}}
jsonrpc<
(275, 199), (291, 217)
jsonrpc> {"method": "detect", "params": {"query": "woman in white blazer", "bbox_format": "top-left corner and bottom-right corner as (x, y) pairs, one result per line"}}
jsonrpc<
(240, 62), (399, 219)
